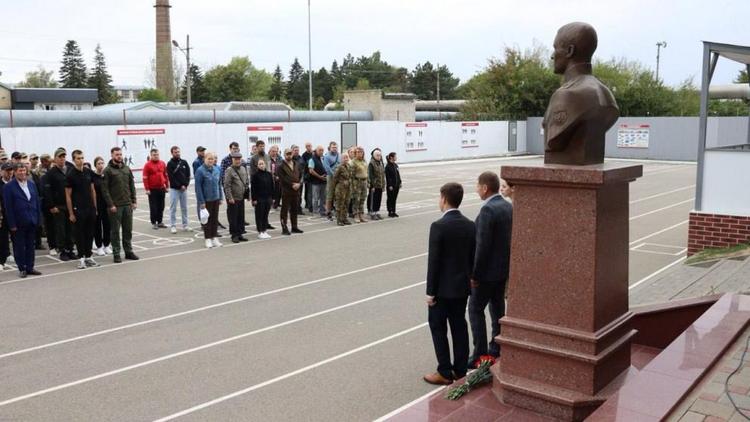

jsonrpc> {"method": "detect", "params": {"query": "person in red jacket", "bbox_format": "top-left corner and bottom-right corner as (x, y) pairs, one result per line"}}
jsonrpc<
(142, 148), (169, 229)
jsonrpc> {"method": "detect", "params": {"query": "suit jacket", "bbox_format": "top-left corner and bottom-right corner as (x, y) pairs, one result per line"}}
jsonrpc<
(3, 179), (41, 229)
(472, 195), (513, 284)
(426, 210), (476, 299)
(276, 160), (302, 196)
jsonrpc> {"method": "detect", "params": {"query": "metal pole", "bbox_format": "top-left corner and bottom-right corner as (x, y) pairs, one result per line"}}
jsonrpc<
(186, 35), (192, 110)
(655, 41), (667, 82)
(694, 44), (713, 212)
(307, 0), (313, 111)
(436, 62), (441, 120)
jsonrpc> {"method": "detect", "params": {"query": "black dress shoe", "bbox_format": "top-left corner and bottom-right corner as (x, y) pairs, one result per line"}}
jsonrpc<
(291, 228), (304, 234)
(19, 271), (27, 278)
(266, 225), (276, 230)
(218, 223), (227, 229)
(27, 269), (42, 276)
(231, 237), (240, 244)
(238, 236), (249, 242)
(113, 255), (122, 263)
(124, 252), (140, 260)
(393, 213), (399, 217)
(282, 228), (291, 235)
(244, 222), (250, 226)
(58, 252), (71, 262)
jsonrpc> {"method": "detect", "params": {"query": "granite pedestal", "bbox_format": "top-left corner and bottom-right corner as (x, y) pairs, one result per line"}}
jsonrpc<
(493, 163), (643, 421)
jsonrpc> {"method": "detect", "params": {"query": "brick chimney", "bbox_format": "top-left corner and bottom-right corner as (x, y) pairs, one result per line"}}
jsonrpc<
(154, 0), (175, 100)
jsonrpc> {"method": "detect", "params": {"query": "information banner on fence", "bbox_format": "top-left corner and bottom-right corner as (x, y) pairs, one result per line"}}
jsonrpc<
(404, 123), (428, 152)
(116, 128), (166, 170)
(247, 125), (284, 155)
(617, 124), (650, 148)
(461, 122), (479, 148)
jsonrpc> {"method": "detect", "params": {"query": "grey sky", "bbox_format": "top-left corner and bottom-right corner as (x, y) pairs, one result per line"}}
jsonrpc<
(1, 0), (748, 88)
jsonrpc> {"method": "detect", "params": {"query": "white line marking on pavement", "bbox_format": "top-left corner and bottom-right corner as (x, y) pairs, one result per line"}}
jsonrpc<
(629, 198), (694, 221)
(0, 254), (426, 360)
(629, 220), (689, 246)
(0, 282), (426, 407)
(151, 322), (430, 422)
(628, 256), (687, 290)
(630, 185), (694, 204)
(372, 386), (446, 422)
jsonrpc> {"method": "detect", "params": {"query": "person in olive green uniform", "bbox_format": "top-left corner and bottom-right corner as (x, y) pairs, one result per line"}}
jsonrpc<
(350, 147), (369, 223)
(101, 147), (139, 263)
(367, 148), (386, 220)
(331, 153), (352, 226)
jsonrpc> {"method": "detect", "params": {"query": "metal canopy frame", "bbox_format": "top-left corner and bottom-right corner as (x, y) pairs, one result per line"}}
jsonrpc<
(694, 41), (750, 211)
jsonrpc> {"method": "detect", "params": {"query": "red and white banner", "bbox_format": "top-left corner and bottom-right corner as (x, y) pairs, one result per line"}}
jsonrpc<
(461, 122), (479, 148)
(247, 125), (284, 155)
(404, 122), (428, 152)
(116, 128), (166, 170)
(617, 124), (650, 148)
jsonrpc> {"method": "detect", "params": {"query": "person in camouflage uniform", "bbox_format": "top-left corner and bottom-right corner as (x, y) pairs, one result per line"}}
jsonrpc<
(331, 153), (353, 226)
(350, 147), (369, 223)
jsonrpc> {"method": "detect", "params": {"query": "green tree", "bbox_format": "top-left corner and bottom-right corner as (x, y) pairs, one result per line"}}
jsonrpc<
(287, 58), (307, 107)
(204, 57), (272, 102)
(269, 65), (286, 101)
(594, 59), (672, 116)
(138, 88), (169, 102)
(87, 44), (117, 105)
(312, 67), (335, 106)
(180, 64), (209, 104)
(17, 66), (58, 88)
(737, 69), (749, 84)
(59, 40), (88, 88)
(409, 62), (460, 100)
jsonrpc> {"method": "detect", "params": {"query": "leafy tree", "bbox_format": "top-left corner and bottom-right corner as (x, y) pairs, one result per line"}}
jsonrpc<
(737, 69), (749, 84)
(594, 58), (673, 116)
(312, 67), (335, 106)
(179, 64), (209, 104)
(87, 44), (117, 105)
(269, 65), (286, 101)
(204, 56), (272, 102)
(409, 62), (460, 100)
(286, 58), (307, 107)
(17, 66), (58, 88)
(138, 88), (169, 102)
(59, 40), (88, 88)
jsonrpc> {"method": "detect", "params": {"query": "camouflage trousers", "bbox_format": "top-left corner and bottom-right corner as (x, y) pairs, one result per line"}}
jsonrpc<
(351, 178), (368, 214)
(334, 185), (351, 223)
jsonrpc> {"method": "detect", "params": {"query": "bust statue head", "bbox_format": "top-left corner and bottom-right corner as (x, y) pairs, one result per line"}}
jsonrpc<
(551, 22), (598, 76)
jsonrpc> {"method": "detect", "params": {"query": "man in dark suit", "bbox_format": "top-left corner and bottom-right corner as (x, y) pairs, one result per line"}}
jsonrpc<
(276, 148), (304, 235)
(468, 171), (513, 366)
(3, 164), (42, 278)
(424, 182), (476, 385)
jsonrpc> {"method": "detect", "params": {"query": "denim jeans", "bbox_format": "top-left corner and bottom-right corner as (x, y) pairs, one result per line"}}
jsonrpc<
(311, 183), (326, 215)
(169, 188), (189, 228)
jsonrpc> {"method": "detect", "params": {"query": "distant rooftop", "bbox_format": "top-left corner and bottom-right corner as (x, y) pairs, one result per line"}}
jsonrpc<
(94, 101), (169, 112)
(12, 88), (98, 103)
(169, 101), (293, 111)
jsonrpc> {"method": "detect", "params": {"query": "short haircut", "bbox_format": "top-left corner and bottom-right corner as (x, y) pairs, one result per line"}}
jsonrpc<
(477, 171), (500, 194)
(71, 150), (83, 159)
(94, 156), (104, 166)
(387, 152), (397, 161)
(170, 146), (179, 153)
(255, 140), (265, 146)
(328, 141), (337, 148)
(229, 141), (239, 149)
(150, 148), (159, 154)
(440, 183), (464, 208)
(111, 147), (122, 154)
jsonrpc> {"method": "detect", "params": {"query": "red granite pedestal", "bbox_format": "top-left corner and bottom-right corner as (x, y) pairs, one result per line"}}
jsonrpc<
(493, 163), (643, 421)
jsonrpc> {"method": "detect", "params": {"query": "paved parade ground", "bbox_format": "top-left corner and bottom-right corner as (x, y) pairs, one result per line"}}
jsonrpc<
(0, 155), (696, 421)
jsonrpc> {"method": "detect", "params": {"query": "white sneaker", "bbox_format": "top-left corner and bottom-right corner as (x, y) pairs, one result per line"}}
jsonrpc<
(170, 226), (177, 234)
(77, 258), (86, 269)
(7, 256), (14, 263)
(85, 258), (100, 267)
(96, 247), (105, 256)
(49, 249), (57, 256)
(261, 232), (272, 239)
(183, 226), (193, 232)
(2, 264), (10, 270)
(205, 239), (213, 249)
(257, 233), (265, 239)
(105, 245), (113, 254)
(212, 238), (222, 247)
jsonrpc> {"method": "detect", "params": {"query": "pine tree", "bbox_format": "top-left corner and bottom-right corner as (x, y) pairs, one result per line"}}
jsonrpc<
(180, 64), (209, 104)
(87, 44), (116, 105)
(287, 58), (307, 107)
(59, 40), (88, 88)
(269, 65), (286, 101)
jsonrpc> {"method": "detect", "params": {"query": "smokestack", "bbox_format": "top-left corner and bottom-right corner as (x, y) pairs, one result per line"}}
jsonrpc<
(154, 0), (175, 100)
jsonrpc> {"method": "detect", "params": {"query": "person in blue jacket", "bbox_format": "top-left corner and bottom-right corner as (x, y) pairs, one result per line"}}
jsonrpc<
(194, 152), (224, 249)
(3, 163), (42, 278)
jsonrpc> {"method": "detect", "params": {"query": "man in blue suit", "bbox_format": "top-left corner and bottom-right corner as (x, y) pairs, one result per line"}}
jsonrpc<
(468, 171), (513, 366)
(3, 164), (42, 278)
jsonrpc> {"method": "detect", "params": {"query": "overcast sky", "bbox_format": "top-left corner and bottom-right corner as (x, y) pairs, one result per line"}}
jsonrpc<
(1, 0), (748, 89)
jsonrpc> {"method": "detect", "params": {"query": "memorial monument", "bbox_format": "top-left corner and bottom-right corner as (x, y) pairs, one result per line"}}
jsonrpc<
(493, 22), (643, 421)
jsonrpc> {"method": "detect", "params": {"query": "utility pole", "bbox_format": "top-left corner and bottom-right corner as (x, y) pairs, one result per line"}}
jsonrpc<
(172, 35), (192, 109)
(436, 62), (441, 120)
(308, 0), (313, 110)
(656, 41), (667, 82)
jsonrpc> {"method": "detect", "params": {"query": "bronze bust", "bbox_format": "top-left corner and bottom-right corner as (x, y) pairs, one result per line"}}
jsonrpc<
(543, 22), (619, 165)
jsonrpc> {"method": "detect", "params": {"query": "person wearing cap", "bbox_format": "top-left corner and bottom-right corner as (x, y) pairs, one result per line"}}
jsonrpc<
(195, 152), (223, 248)
(65, 150), (99, 269)
(42, 148), (75, 261)
(142, 148), (169, 230)
(276, 148), (304, 235)
(34, 154), (56, 253)
(367, 148), (386, 220)
(3, 163), (42, 278)
(27, 154), (44, 250)
(101, 146), (139, 263)
(29, 154), (39, 172)
(166, 146), (192, 234)
(0, 162), (14, 270)
(0, 150), (8, 165)
(223, 152), (249, 243)
(11, 152), (22, 166)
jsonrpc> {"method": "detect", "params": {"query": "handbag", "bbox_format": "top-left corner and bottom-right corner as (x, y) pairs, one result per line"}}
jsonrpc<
(231, 166), (250, 200)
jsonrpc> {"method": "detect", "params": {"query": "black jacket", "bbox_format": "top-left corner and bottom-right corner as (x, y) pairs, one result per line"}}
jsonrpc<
(385, 162), (402, 190)
(472, 195), (513, 284)
(251, 170), (274, 201)
(42, 165), (68, 209)
(167, 157), (191, 189)
(426, 210), (476, 299)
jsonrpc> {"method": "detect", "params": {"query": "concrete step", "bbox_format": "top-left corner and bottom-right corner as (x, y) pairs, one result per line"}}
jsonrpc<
(712, 256), (750, 295)
(630, 261), (717, 306)
(671, 258), (745, 300)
